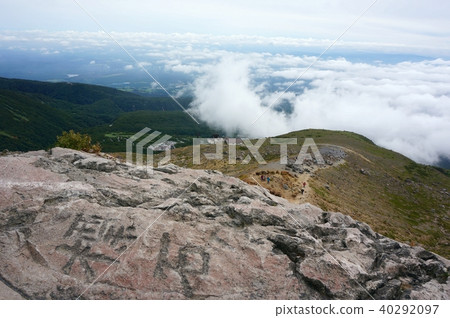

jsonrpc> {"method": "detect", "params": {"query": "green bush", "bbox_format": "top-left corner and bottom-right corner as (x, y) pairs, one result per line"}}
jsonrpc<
(55, 130), (101, 153)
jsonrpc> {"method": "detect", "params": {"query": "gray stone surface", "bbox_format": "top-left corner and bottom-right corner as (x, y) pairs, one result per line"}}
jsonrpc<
(0, 149), (448, 299)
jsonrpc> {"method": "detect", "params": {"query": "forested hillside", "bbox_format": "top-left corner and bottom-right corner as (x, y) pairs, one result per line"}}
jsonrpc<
(0, 77), (216, 152)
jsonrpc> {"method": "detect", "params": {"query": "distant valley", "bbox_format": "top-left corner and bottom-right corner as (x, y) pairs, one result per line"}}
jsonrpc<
(0, 77), (216, 152)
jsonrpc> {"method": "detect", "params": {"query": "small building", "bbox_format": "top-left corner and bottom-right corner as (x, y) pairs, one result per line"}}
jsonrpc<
(224, 137), (244, 145)
(206, 138), (223, 145)
(148, 141), (176, 151)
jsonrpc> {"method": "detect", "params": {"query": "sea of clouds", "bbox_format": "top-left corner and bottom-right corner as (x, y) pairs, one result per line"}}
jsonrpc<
(1, 30), (449, 165)
(184, 55), (450, 165)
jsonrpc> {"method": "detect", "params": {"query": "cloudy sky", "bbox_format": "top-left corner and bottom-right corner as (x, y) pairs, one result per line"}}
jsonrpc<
(0, 0), (449, 165)
(1, 0), (449, 51)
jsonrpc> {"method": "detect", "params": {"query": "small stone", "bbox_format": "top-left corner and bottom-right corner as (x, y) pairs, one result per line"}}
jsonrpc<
(237, 196), (252, 204)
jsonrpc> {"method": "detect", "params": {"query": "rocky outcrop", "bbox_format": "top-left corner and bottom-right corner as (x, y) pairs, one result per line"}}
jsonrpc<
(0, 148), (448, 299)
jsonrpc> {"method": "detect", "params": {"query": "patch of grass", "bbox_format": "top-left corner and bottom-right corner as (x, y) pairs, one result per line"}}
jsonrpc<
(104, 132), (133, 138)
(311, 185), (328, 199)
(433, 166), (450, 177)
(5, 104), (29, 122)
(404, 162), (432, 178)
(0, 130), (16, 139)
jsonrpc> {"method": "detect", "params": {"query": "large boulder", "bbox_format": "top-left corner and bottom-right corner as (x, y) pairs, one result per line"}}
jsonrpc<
(0, 149), (448, 299)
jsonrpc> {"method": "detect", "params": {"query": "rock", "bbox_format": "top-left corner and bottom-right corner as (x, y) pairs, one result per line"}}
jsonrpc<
(74, 157), (116, 172)
(360, 168), (370, 176)
(51, 147), (87, 162)
(319, 146), (347, 162)
(416, 249), (437, 261)
(237, 196), (252, 205)
(374, 279), (402, 300)
(0, 148), (448, 300)
(153, 164), (180, 174)
(0, 280), (23, 299)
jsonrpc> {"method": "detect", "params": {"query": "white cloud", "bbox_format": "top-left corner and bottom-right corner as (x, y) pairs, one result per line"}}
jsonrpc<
(1, 30), (449, 58)
(124, 64), (134, 70)
(137, 61), (151, 67)
(189, 56), (450, 165)
(1, 0), (449, 54)
(0, 29), (448, 164)
(190, 56), (288, 136)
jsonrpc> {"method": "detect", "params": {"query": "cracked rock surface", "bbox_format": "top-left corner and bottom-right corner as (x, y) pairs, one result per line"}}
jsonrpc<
(0, 148), (448, 299)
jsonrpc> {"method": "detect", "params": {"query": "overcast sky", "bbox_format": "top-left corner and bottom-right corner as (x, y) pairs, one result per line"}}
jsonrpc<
(1, 0), (450, 56)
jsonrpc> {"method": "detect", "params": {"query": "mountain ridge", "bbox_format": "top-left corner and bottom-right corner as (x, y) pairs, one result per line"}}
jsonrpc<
(157, 129), (450, 257)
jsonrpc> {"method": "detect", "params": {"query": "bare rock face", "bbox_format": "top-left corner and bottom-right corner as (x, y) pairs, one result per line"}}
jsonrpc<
(0, 148), (448, 300)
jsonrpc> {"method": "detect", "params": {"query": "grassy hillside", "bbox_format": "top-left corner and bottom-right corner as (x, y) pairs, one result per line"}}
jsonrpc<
(0, 77), (204, 152)
(0, 89), (80, 151)
(88, 111), (220, 152)
(157, 129), (450, 257)
(0, 77), (186, 111)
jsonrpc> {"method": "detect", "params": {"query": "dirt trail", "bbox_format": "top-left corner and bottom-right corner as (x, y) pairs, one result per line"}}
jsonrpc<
(243, 158), (345, 204)
(317, 143), (372, 163)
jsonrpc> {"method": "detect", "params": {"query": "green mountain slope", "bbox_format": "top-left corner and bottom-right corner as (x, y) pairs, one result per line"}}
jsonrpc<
(88, 110), (219, 152)
(0, 89), (80, 151)
(0, 77), (185, 111)
(0, 77), (205, 152)
(160, 129), (450, 257)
